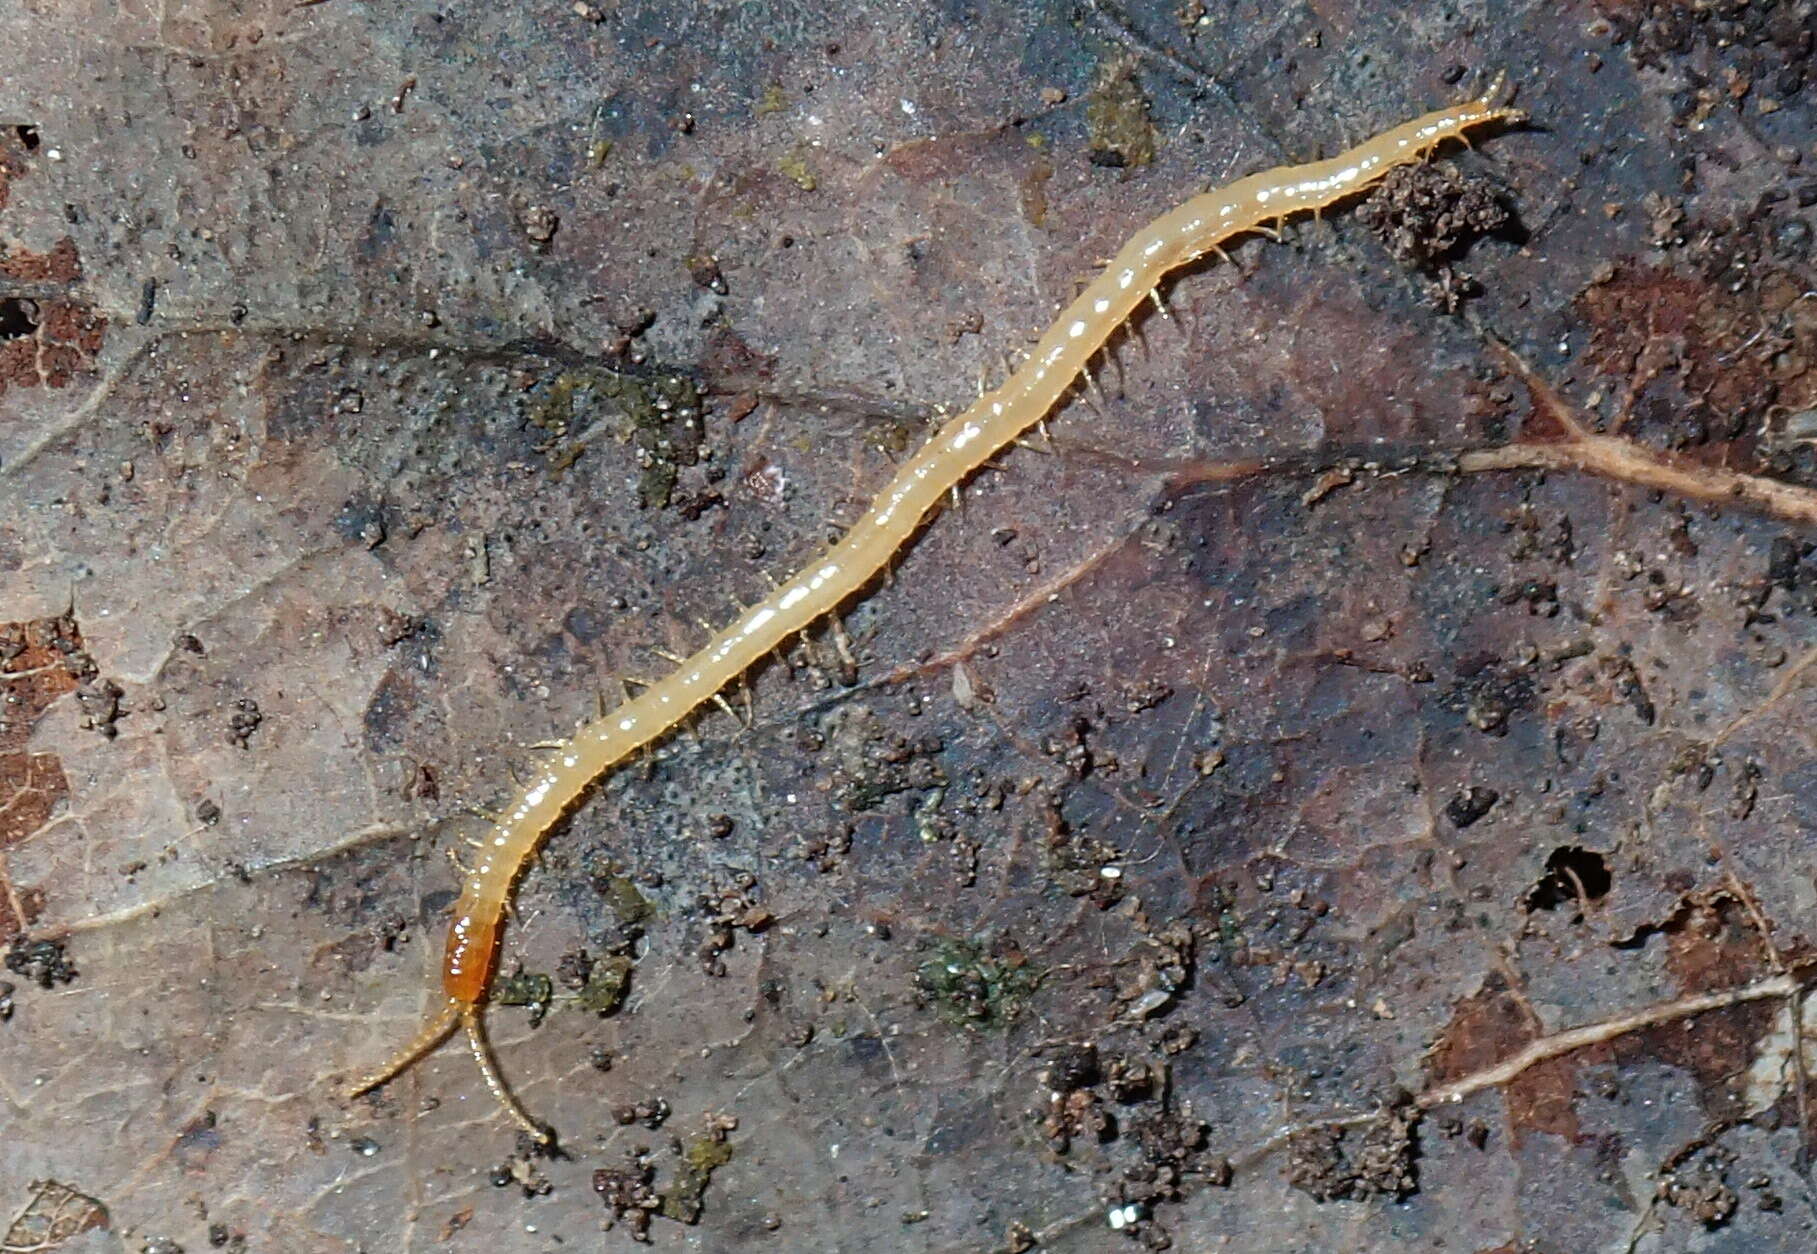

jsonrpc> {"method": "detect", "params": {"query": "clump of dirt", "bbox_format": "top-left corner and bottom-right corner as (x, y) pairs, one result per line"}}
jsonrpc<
(1285, 1093), (1420, 1203)
(1358, 163), (1516, 310)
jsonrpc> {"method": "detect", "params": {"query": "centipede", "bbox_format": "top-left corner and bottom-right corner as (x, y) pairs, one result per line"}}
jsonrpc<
(345, 76), (1526, 1142)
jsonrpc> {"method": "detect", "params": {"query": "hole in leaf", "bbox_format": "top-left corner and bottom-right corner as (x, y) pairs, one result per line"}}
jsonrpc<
(0, 297), (40, 340)
(1524, 846), (1611, 914)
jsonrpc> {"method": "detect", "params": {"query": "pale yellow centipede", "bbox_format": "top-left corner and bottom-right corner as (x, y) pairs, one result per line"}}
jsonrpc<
(346, 76), (1525, 1142)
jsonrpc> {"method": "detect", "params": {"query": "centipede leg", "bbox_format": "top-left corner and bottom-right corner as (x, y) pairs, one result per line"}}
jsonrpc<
(1127, 319), (1151, 362)
(1107, 344), (1128, 393)
(461, 1004), (553, 1144)
(345, 997), (462, 1099)
(828, 616), (860, 685)
(1082, 366), (1110, 409)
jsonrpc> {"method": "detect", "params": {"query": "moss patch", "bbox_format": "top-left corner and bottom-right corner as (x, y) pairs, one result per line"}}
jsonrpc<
(577, 954), (634, 1015)
(1085, 61), (1156, 170)
(660, 1133), (735, 1223)
(916, 938), (1042, 1030)
(527, 368), (702, 508)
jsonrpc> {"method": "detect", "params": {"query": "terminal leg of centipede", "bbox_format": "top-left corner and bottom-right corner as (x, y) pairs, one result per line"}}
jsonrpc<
(348, 999), (551, 1144)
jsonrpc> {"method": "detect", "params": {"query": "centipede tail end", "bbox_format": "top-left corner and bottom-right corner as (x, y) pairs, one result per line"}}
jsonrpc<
(1476, 69), (1529, 127)
(462, 1005), (554, 1144)
(344, 997), (462, 1100)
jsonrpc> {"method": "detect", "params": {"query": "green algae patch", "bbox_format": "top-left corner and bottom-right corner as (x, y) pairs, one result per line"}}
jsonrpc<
(527, 368), (702, 508)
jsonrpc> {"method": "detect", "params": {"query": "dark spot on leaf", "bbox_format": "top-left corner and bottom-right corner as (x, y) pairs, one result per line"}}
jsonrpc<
(1444, 786), (1500, 828)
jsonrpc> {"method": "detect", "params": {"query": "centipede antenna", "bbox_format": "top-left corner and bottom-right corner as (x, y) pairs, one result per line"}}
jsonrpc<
(345, 998), (462, 1099)
(446, 847), (473, 878)
(461, 1005), (552, 1144)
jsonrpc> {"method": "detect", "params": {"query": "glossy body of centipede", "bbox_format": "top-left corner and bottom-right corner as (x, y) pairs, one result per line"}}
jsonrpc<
(346, 77), (1525, 1141)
